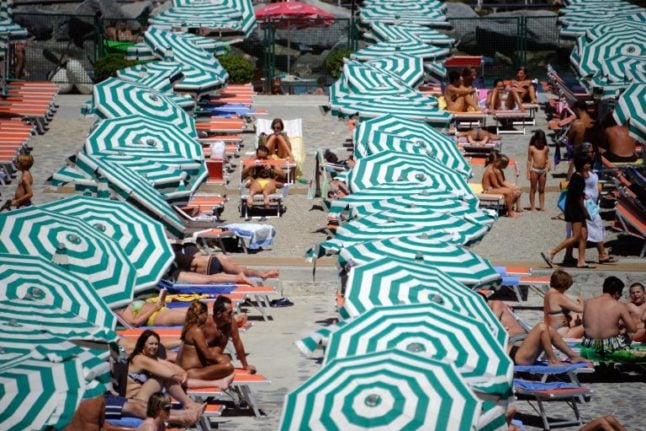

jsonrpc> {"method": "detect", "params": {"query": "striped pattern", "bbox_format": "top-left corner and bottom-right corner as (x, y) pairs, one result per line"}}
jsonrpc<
(280, 349), (481, 431)
(560, 12), (646, 39)
(171, 0), (257, 37)
(367, 21), (454, 46)
(39, 196), (175, 291)
(351, 38), (450, 62)
(359, 1), (450, 28)
(116, 61), (184, 94)
(365, 55), (424, 88)
(324, 304), (512, 397)
(0, 207), (137, 308)
(613, 83), (646, 142)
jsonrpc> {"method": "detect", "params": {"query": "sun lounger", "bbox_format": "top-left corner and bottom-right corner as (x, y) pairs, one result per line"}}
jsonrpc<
(451, 111), (487, 130)
(195, 118), (245, 134)
(513, 378), (591, 430)
(239, 185), (288, 221)
(614, 197), (646, 258)
(241, 158), (297, 185)
(468, 183), (505, 214)
(493, 110), (536, 135)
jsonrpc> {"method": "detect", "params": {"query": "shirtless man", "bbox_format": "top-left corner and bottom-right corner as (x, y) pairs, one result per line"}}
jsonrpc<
(444, 71), (478, 112)
(566, 101), (596, 179)
(600, 113), (638, 163)
(202, 296), (257, 374)
(582, 277), (637, 356)
(11, 153), (33, 208)
(505, 66), (536, 110)
(459, 68), (481, 112)
(627, 282), (646, 342)
(482, 153), (522, 217)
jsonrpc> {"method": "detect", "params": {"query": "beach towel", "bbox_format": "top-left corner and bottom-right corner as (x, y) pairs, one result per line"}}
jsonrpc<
(514, 362), (590, 375)
(224, 223), (276, 250)
(514, 379), (580, 391)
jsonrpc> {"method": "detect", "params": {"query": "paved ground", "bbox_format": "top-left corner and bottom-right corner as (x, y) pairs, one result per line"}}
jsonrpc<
(4, 94), (645, 430)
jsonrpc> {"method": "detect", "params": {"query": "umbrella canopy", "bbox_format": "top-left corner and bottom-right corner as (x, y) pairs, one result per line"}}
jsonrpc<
(0, 356), (87, 430)
(149, 3), (243, 33)
(367, 21), (454, 46)
(342, 256), (505, 346)
(366, 54), (425, 88)
(348, 151), (474, 200)
(280, 349), (481, 431)
(0, 253), (116, 337)
(39, 196), (175, 290)
(76, 152), (187, 238)
(560, 12), (646, 40)
(613, 83), (646, 142)
(359, 1), (450, 28)
(116, 61), (184, 94)
(324, 304), (512, 398)
(0, 207), (137, 308)
(352, 38), (450, 62)
(169, 0), (257, 38)
(338, 234), (502, 289)
(600, 54), (646, 84)
(92, 77), (197, 138)
(343, 59), (414, 94)
(351, 194), (496, 227)
(353, 114), (471, 177)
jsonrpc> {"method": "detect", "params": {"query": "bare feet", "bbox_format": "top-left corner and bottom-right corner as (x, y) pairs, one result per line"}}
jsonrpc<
(261, 269), (280, 279)
(570, 356), (587, 363)
(507, 211), (521, 218)
(264, 196), (270, 208)
(548, 358), (564, 366)
(187, 373), (234, 390)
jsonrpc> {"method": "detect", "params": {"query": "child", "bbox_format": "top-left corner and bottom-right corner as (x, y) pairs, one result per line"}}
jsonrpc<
(526, 130), (551, 211)
(11, 153), (34, 209)
(482, 152), (522, 218)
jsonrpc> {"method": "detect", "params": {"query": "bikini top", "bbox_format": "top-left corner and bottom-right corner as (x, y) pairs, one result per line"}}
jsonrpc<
(130, 300), (145, 316)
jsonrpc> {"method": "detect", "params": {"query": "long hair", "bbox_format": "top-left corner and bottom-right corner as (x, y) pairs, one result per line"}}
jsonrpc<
(127, 329), (160, 363)
(270, 118), (284, 132)
(529, 130), (547, 149)
(146, 392), (171, 418)
(181, 300), (207, 341)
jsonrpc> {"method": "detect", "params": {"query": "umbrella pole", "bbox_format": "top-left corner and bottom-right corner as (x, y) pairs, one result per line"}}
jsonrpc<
(287, 21), (291, 75)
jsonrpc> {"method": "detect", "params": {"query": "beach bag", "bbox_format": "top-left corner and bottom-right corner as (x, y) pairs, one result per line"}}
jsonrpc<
(584, 198), (599, 219)
(557, 189), (567, 212)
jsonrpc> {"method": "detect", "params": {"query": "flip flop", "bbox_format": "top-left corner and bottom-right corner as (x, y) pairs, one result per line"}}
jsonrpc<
(598, 256), (618, 264)
(576, 264), (596, 269)
(540, 252), (554, 268)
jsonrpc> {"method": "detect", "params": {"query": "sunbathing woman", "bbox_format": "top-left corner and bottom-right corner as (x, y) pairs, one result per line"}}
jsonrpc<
(125, 330), (204, 418)
(458, 125), (501, 146)
(242, 144), (286, 208)
(544, 269), (584, 338)
(117, 289), (188, 327)
(505, 66), (537, 110)
(175, 301), (236, 385)
(259, 118), (294, 160)
(172, 242), (279, 286)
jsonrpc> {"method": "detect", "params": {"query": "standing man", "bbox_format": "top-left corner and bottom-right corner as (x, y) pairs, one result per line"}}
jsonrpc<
(627, 282), (646, 342)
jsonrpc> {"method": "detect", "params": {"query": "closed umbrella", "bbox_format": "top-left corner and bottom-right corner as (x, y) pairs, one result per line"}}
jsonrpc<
(342, 256), (505, 346)
(614, 83), (646, 142)
(148, 3), (243, 33)
(116, 61), (184, 94)
(359, 1), (450, 28)
(280, 349), (481, 431)
(39, 196), (175, 290)
(338, 234), (502, 289)
(0, 207), (137, 308)
(324, 304), (512, 398)
(92, 77), (197, 138)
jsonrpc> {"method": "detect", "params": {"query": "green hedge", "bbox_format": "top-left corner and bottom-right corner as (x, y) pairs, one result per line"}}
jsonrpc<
(219, 53), (254, 84)
(325, 48), (352, 80)
(94, 54), (140, 83)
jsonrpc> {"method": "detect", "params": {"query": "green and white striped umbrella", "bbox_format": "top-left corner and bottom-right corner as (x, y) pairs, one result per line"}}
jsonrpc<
(560, 12), (646, 39)
(0, 356), (88, 430)
(0, 206), (137, 308)
(348, 151), (474, 200)
(149, 4), (243, 34)
(76, 152), (187, 238)
(360, 1), (450, 28)
(116, 61), (183, 94)
(92, 77), (197, 138)
(144, 26), (228, 93)
(352, 39), (450, 62)
(600, 54), (646, 84)
(334, 216), (431, 245)
(280, 349), (481, 431)
(126, 42), (158, 61)
(338, 234), (502, 289)
(366, 21), (454, 46)
(173, 0), (257, 38)
(353, 114), (471, 177)
(342, 60), (414, 95)
(324, 304), (512, 398)
(39, 196), (174, 291)
(351, 194), (496, 227)
(49, 165), (98, 193)
(350, 207), (490, 246)
(0, 253), (116, 337)
(342, 256), (505, 345)
(613, 83), (646, 142)
(366, 54), (425, 88)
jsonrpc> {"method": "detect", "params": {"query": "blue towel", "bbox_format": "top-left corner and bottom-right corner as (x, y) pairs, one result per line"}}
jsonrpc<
(514, 361), (590, 374)
(494, 266), (507, 276)
(502, 275), (520, 286)
(514, 379), (581, 390)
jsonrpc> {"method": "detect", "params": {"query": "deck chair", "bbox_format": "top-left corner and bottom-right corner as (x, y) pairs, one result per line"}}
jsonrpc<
(615, 195), (646, 258)
(468, 183), (506, 214)
(255, 118), (305, 178)
(239, 184), (288, 221)
(513, 378), (591, 430)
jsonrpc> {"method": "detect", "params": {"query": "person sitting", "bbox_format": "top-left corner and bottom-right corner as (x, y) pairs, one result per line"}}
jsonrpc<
(627, 282), (646, 342)
(175, 301), (236, 386)
(486, 79), (508, 111)
(505, 66), (537, 110)
(458, 125), (501, 146)
(241, 144), (286, 208)
(115, 21), (134, 42)
(125, 330), (204, 416)
(258, 118), (294, 160)
(582, 276), (637, 356)
(444, 70), (478, 112)
(172, 242), (279, 285)
(136, 392), (171, 431)
(600, 112), (639, 163)
(544, 269), (584, 338)
(459, 67), (482, 112)
(203, 295), (256, 375)
(481, 152), (522, 217)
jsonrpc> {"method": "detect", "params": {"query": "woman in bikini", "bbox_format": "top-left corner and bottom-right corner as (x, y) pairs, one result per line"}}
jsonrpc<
(544, 269), (584, 338)
(117, 289), (188, 327)
(175, 301), (235, 385)
(505, 66), (537, 110)
(242, 144), (286, 208)
(526, 130), (551, 211)
(260, 118), (294, 160)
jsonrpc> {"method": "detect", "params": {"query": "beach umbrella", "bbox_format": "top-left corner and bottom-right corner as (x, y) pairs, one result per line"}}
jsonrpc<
(76, 152), (187, 238)
(0, 206), (137, 308)
(324, 304), (512, 398)
(280, 349), (481, 431)
(143, 26), (228, 93)
(600, 54), (646, 84)
(353, 114), (471, 177)
(559, 12), (646, 40)
(338, 234), (502, 289)
(366, 21), (454, 46)
(351, 207), (490, 246)
(342, 256), (505, 345)
(148, 3), (243, 33)
(116, 61), (183, 93)
(573, 26), (646, 78)
(348, 151), (474, 200)
(0, 356), (88, 430)
(334, 215), (432, 245)
(39, 196), (175, 291)
(255, 1), (334, 74)
(351, 38), (450, 62)
(614, 83), (646, 142)
(343, 59), (414, 94)
(359, 2), (450, 28)
(92, 77), (197, 138)
(366, 54), (425, 88)
(351, 194), (496, 227)
(165, 0), (257, 39)
(0, 253), (116, 337)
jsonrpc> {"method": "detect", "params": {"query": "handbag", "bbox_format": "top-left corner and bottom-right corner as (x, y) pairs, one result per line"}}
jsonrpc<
(557, 189), (567, 212)
(584, 198), (599, 220)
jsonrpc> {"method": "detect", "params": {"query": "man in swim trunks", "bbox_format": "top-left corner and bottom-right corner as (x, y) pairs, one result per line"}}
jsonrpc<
(627, 282), (646, 342)
(600, 113), (639, 163)
(242, 145), (286, 208)
(582, 276), (637, 356)
(444, 70), (478, 112)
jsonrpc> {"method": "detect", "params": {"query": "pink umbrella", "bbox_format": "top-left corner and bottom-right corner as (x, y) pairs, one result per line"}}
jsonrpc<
(255, 1), (335, 73)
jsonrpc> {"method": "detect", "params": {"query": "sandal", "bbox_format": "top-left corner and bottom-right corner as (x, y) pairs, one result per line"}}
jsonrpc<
(598, 256), (618, 264)
(540, 252), (554, 268)
(576, 264), (596, 269)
